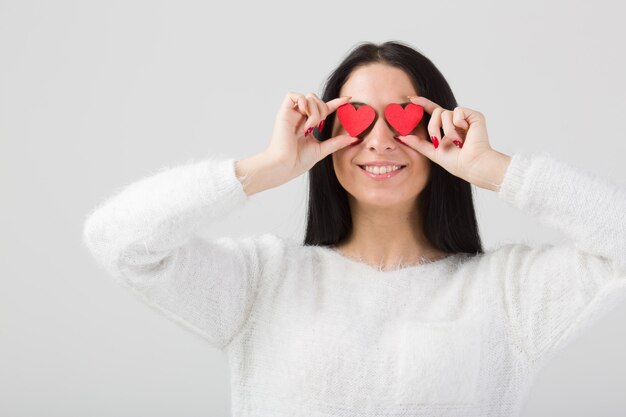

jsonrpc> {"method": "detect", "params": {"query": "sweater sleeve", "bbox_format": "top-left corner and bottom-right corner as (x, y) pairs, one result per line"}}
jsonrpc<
(82, 155), (273, 350)
(495, 151), (626, 371)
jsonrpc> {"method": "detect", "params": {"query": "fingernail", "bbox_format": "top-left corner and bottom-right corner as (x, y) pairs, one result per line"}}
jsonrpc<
(431, 136), (439, 149)
(318, 119), (325, 132)
(351, 137), (361, 145)
(305, 126), (314, 137)
(394, 135), (405, 144)
(453, 139), (462, 148)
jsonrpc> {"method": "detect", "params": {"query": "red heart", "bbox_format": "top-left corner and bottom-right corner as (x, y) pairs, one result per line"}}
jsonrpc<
(384, 103), (424, 136)
(336, 103), (376, 137)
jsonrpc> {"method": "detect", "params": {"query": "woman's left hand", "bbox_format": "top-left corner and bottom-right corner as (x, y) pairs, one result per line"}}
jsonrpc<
(395, 95), (502, 187)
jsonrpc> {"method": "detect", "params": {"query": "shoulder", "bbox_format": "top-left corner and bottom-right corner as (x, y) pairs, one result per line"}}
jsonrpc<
(451, 241), (541, 278)
(237, 232), (317, 272)
(458, 240), (603, 286)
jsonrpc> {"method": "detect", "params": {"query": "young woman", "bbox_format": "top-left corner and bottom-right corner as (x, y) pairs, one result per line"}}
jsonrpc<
(83, 41), (626, 416)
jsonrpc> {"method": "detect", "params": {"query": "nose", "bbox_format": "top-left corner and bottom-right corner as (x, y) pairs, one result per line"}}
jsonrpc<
(360, 115), (398, 151)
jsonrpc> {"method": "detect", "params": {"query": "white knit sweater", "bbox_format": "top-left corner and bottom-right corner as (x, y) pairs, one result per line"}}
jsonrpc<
(83, 151), (626, 417)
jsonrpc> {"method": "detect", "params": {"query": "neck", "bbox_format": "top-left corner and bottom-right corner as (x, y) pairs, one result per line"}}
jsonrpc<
(334, 198), (448, 270)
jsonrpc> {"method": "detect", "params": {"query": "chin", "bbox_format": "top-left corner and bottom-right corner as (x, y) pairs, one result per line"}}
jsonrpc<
(352, 190), (412, 207)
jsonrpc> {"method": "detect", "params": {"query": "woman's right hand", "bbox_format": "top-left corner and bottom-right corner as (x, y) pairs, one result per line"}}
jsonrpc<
(263, 91), (356, 184)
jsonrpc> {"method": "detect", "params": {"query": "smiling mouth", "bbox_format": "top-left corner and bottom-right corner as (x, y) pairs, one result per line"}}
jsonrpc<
(357, 165), (407, 180)
(358, 165), (407, 173)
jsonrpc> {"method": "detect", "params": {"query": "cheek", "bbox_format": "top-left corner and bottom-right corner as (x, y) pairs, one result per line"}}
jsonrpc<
(332, 152), (358, 189)
(332, 113), (355, 136)
(410, 160), (432, 186)
(331, 153), (343, 178)
(331, 120), (343, 137)
(410, 154), (430, 171)
(414, 122), (428, 138)
(332, 151), (350, 176)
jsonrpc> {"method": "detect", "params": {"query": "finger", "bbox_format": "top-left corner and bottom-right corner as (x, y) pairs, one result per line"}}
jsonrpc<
(441, 110), (462, 143)
(325, 95), (352, 114)
(456, 106), (485, 126)
(451, 108), (467, 148)
(286, 91), (309, 118)
(316, 95), (351, 135)
(427, 107), (444, 148)
(303, 93), (322, 136)
(309, 93), (331, 133)
(442, 111), (464, 149)
(286, 91), (305, 113)
(453, 107), (470, 130)
(407, 95), (443, 115)
(286, 91), (299, 108)
(287, 92), (310, 119)
(298, 96), (308, 116)
(319, 134), (358, 159)
(394, 133), (437, 161)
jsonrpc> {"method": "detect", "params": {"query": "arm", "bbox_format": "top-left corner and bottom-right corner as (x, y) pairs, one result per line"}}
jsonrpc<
(491, 151), (626, 371)
(82, 154), (284, 350)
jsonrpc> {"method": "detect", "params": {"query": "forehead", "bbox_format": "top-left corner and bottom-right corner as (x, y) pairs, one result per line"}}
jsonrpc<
(338, 63), (418, 106)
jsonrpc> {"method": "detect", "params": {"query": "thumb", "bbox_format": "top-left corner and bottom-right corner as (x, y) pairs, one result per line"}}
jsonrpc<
(396, 134), (437, 160)
(319, 134), (359, 159)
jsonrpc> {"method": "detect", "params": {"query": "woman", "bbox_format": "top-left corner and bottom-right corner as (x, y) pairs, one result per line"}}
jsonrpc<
(83, 41), (626, 416)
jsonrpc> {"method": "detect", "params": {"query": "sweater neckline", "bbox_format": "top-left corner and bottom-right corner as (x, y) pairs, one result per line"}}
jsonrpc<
(317, 245), (459, 275)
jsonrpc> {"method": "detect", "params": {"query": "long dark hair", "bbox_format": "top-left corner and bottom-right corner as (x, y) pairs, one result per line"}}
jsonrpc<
(303, 40), (483, 256)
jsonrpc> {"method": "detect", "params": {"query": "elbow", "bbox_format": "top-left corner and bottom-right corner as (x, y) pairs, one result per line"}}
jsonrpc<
(82, 207), (124, 275)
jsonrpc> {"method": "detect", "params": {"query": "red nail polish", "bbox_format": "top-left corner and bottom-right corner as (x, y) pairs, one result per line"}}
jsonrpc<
(318, 119), (325, 132)
(393, 135), (405, 144)
(431, 136), (439, 149)
(305, 126), (313, 137)
(453, 139), (462, 148)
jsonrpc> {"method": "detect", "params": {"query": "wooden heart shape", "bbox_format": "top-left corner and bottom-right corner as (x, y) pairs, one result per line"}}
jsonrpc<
(384, 103), (424, 135)
(336, 103), (376, 137)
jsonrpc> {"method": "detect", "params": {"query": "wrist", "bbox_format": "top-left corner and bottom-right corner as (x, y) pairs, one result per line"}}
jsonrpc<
(467, 150), (512, 192)
(235, 151), (286, 196)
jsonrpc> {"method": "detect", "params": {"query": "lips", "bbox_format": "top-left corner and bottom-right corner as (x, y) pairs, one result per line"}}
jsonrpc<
(358, 161), (407, 167)
(358, 164), (406, 170)
(359, 164), (406, 179)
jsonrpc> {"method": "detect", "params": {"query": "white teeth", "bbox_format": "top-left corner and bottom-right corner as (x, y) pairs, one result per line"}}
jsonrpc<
(363, 165), (402, 174)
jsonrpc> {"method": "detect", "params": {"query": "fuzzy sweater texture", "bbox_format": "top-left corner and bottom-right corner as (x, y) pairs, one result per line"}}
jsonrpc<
(83, 151), (626, 417)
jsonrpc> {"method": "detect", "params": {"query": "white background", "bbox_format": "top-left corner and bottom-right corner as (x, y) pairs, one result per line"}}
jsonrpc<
(1, 0), (625, 415)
